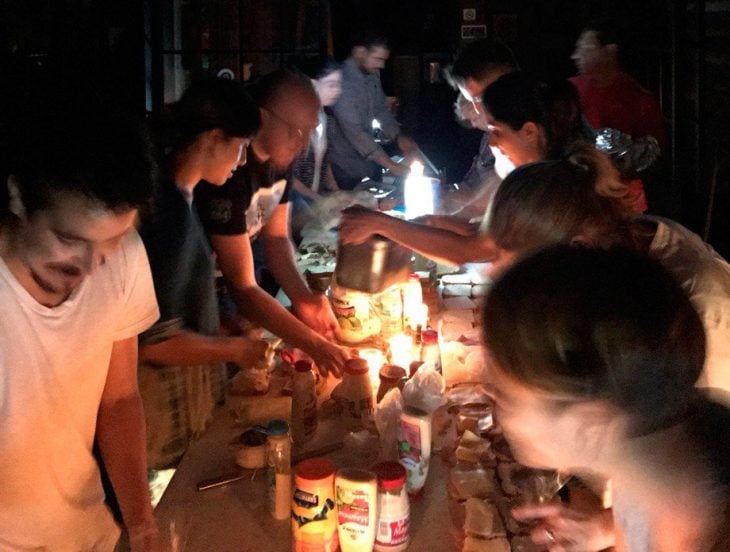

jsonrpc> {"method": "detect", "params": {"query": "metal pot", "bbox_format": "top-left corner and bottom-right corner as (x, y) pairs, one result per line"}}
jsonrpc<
(334, 236), (412, 293)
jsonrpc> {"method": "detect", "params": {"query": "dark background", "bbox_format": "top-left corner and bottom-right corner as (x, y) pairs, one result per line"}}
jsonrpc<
(1, 0), (728, 256)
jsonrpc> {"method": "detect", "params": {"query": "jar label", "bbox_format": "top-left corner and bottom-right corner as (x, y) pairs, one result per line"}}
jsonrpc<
(376, 516), (410, 545)
(336, 487), (372, 541)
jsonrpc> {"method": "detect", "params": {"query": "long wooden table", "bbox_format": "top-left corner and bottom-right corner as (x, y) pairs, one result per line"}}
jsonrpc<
(154, 406), (453, 551)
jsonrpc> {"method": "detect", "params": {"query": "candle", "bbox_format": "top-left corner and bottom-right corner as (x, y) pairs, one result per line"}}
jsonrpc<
(409, 303), (429, 332)
(389, 334), (413, 369)
(359, 348), (385, 394)
(404, 161), (434, 220)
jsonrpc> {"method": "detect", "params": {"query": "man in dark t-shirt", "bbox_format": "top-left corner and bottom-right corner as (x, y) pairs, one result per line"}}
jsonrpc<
(195, 71), (348, 376)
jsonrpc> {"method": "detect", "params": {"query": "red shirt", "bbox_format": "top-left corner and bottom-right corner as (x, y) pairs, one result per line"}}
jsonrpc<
(570, 73), (666, 146)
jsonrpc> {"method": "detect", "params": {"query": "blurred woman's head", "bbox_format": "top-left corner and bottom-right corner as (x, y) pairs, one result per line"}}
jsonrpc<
(481, 72), (590, 173)
(482, 246), (705, 471)
(298, 56), (342, 107)
(484, 145), (633, 277)
(165, 77), (261, 184)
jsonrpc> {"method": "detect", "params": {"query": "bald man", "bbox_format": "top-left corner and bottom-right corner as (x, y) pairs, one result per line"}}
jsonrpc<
(195, 71), (348, 375)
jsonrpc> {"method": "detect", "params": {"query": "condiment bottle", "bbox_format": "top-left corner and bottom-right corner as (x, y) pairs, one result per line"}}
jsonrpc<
(376, 365), (406, 403)
(335, 358), (374, 432)
(397, 406), (432, 500)
(291, 359), (318, 445)
(372, 462), (410, 552)
(292, 458), (339, 552)
(420, 329), (442, 374)
(265, 419), (292, 520)
(335, 468), (378, 552)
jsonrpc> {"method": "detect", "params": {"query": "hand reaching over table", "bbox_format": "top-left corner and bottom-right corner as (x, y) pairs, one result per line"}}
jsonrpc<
(511, 502), (616, 552)
(293, 292), (339, 338)
(339, 205), (386, 245)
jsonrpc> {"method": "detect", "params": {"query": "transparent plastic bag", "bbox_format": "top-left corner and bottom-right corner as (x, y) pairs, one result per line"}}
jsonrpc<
(401, 362), (446, 414)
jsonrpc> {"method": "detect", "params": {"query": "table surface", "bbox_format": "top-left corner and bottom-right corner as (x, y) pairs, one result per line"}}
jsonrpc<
(154, 406), (454, 552)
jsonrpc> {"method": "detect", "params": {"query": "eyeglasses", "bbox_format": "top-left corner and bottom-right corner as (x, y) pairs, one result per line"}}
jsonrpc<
(265, 108), (307, 141)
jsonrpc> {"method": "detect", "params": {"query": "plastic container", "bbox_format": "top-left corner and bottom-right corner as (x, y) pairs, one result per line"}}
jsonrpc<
(291, 360), (318, 446)
(292, 458), (339, 552)
(373, 462), (410, 552)
(329, 281), (381, 344)
(420, 329), (442, 375)
(398, 406), (432, 500)
(265, 420), (292, 520)
(333, 359), (375, 432)
(235, 428), (267, 469)
(335, 468), (378, 551)
(377, 284), (404, 338)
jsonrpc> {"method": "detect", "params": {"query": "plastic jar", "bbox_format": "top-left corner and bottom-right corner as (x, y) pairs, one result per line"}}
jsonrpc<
(291, 359), (318, 445)
(334, 358), (374, 432)
(420, 329), (442, 374)
(292, 457), (338, 552)
(265, 420), (292, 520)
(335, 468), (378, 552)
(398, 406), (432, 500)
(373, 462), (410, 552)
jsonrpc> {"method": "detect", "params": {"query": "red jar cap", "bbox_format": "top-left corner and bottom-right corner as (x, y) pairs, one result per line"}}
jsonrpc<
(294, 359), (313, 372)
(295, 457), (336, 480)
(422, 329), (438, 344)
(344, 358), (369, 375)
(373, 461), (407, 489)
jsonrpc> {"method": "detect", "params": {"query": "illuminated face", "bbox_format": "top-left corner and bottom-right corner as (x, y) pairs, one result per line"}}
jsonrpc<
(314, 70), (343, 107)
(259, 101), (318, 171)
(358, 46), (389, 74)
(485, 359), (579, 471)
(571, 30), (605, 75)
(206, 136), (250, 185)
(485, 112), (540, 168)
(9, 190), (137, 305)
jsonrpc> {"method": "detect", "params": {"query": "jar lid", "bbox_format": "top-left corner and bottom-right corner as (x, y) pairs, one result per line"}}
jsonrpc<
(266, 419), (289, 436)
(239, 428), (267, 447)
(422, 329), (438, 344)
(295, 457), (337, 480)
(379, 364), (406, 381)
(373, 461), (407, 489)
(344, 358), (369, 375)
(294, 359), (313, 372)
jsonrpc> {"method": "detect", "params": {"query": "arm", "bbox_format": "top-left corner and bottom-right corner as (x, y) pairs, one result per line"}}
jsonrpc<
(323, 165), (340, 192)
(331, 84), (409, 176)
(96, 337), (161, 551)
(511, 503), (616, 552)
(292, 176), (322, 201)
(209, 224), (346, 376)
(339, 206), (496, 265)
(139, 330), (269, 371)
(415, 215), (478, 236)
(260, 203), (339, 337)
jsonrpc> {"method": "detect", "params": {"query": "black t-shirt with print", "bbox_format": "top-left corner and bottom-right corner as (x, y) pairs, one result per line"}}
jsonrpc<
(194, 148), (292, 239)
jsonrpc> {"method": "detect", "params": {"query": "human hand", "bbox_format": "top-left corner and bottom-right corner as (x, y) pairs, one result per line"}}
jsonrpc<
(339, 205), (385, 245)
(511, 503), (615, 552)
(293, 293), (339, 339)
(233, 337), (272, 370)
(309, 337), (348, 378)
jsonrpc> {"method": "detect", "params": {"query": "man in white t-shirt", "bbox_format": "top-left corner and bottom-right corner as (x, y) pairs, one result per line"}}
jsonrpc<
(0, 92), (161, 550)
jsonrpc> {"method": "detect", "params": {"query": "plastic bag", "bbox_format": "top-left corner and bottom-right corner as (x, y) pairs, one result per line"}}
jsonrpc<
(374, 387), (403, 462)
(401, 362), (446, 414)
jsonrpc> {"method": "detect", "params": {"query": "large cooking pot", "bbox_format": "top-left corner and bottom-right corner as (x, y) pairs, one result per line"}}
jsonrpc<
(334, 236), (413, 294)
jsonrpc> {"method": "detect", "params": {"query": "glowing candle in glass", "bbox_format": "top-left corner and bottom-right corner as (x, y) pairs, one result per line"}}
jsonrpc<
(389, 334), (413, 369)
(404, 161), (434, 220)
(359, 348), (385, 394)
(409, 303), (429, 332)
